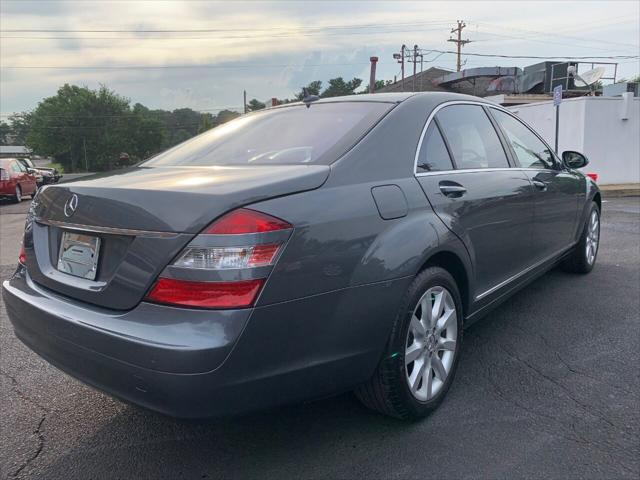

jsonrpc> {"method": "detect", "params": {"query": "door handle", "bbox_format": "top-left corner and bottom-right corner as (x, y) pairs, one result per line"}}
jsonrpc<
(439, 183), (467, 197)
(532, 180), (547, 191)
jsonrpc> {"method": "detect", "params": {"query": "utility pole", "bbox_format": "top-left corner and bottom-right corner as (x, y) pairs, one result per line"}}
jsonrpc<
(448, 20), (471, 72)
(243, 90), (247, 114)
(369, 56), (378, 93)
(412, 45), (418, 92)
(401, 44), (406, 91)
(393, 45), (406, 91)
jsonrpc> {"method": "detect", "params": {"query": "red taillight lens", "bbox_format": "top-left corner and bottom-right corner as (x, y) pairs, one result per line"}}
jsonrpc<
(205, 208), (291, 234)
(18, 244), (26, 265)
(586, 173), (598, 182)
(145, 208), (292, 309)
(146, 278), (264, 309)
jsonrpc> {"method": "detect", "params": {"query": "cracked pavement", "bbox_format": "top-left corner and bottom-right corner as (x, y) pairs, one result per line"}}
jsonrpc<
(1, 197), (639, 479)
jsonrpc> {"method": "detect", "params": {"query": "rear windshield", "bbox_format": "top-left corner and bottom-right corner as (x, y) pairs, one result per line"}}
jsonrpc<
(143, 102), (392, 167)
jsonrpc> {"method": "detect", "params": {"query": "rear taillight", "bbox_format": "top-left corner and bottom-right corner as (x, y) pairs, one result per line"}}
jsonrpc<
(145, 209), (292, 309)
(204, 208), (291, 234)
(146, 278), (264, 309)
(0, 168), (8, 181)
(586, 172), (598, 182)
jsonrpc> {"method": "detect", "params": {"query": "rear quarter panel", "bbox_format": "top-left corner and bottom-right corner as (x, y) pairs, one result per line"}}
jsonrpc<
(244, 95), (474, 379)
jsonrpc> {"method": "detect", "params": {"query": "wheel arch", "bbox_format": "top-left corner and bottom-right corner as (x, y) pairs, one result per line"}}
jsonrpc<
(418, 250), (470, 317)
(593, 191), (602, 211)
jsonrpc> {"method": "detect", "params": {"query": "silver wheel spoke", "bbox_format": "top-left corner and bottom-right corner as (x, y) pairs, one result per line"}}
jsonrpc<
(405, 343), (423, 365)
(421, 296), (432, 328)
(410, 315), (425, 338)
(409, 359), (426, 392)
(585, 211), (599, 264)
(424, 364), (434, 398)
(431, 292), (444, 328)
(438, 338), (456, 351)
(436, 309), (455, 333)
(431, 355), (447, 380)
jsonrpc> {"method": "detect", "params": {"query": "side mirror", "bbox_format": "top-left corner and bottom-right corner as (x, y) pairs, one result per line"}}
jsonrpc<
(562, 151), (589, 169)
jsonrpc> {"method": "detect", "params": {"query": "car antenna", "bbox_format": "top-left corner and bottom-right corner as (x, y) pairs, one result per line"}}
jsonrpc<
(301, 87), (319, 108)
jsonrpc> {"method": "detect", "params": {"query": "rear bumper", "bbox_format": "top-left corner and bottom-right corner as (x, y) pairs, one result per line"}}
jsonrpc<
(3, 267), (409, 417)
(0, 181), (16, 196)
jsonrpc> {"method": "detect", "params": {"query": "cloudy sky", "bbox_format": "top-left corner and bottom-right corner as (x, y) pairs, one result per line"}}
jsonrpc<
(1, 0), (638, 116)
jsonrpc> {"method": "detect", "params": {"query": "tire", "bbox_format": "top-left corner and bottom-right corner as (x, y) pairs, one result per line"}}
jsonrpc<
(561, 202), (600, 274)
(355, 267), (463, 420)
(13, 185), (22, 203)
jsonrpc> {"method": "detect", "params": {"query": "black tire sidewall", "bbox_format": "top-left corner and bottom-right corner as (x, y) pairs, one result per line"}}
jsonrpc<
(388, 267), (464, 418)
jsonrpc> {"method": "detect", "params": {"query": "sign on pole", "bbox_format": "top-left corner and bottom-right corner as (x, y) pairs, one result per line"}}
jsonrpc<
(553, 85), (562, 152)
(553, 85), (563, 106)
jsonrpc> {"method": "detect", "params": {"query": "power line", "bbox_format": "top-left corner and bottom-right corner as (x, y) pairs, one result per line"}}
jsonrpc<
(419, 49), (638, 60)
(1, 27), (444, 40)
(472, 20), (640, 50)
(0, 62), (372, 70)
(1, 20), (452, 34)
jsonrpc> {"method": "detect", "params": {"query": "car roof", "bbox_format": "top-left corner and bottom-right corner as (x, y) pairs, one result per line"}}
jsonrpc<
(275, 91), (497, 108)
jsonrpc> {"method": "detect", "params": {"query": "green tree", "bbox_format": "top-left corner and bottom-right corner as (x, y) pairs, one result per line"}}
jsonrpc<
(18, 83), (242, 172)
(215, 109), (241, 125)
(247, 99), (266, 111)
(198, 114), (214, 133)
(26, 84), (165, 172)
(126, 103), (166, 159)
(6, 113), (31, 145)
(320, 77), (363, 98)
(0, 121), (11, 145)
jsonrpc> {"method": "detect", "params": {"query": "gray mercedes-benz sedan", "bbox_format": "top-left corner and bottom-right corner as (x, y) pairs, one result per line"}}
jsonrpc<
(3, 92), (601, 419)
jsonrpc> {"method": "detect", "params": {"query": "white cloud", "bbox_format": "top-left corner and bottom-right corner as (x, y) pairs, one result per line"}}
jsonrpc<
(1, 0), (638, 114)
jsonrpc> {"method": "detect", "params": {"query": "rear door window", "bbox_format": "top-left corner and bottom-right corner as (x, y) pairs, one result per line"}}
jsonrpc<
(417, 122), (454, 173)
(143, 102), (393, 167)
(436, 104), (509, 169)
(491, 109), (557, 169)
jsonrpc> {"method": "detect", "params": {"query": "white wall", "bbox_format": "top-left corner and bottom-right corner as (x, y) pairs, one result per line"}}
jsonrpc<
(508, 96), (640, 185)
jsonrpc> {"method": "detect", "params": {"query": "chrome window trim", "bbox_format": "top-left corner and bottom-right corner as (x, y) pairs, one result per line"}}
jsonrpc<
(486, 106), (561, 170)
(413, 100), (563, 176)
(413, 100), (516, 176)
(36, 218), (179, 238)
(415, 166), (560, 178)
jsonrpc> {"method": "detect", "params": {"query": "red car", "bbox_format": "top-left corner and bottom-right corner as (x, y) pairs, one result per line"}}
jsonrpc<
(0, 158), (38, 203)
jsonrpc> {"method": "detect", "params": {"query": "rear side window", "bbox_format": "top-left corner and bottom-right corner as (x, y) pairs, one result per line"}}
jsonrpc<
(417, 123), (454, 173)
(491, 109), (556, 169)
(436, 105), (509, 169)
(143, 102), (392, 167)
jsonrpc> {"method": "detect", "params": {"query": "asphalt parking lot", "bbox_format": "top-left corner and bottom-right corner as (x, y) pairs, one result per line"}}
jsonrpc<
(1, 197), (638, 479)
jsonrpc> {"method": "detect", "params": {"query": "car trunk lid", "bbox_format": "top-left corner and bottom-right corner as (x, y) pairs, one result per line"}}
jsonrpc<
(26, 164), (329, 310)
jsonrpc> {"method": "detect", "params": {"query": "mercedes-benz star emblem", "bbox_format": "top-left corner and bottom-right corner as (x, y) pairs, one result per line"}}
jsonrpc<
(64, 194), (79, 218)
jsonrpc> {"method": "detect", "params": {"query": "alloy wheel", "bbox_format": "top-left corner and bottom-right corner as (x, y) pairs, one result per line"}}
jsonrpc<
(405, 286), (458, 401)
(15, 185), (22, 202)
(586, 209), (600, 265)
